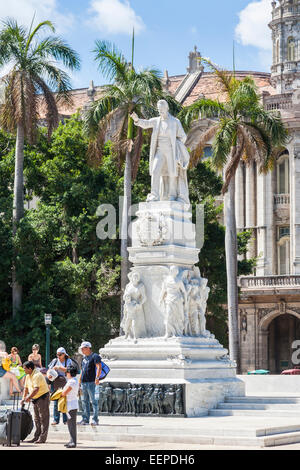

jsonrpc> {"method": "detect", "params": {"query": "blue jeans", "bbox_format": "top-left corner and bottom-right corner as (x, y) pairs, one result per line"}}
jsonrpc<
(53, 399), (67, 424)
(81, 382), (99, 423)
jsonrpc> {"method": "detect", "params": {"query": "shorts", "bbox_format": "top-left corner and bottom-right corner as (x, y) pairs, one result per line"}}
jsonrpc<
(0, 366), (7, 378)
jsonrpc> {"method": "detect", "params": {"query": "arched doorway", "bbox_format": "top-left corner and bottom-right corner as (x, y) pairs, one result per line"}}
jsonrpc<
(268, 314), (300, 373)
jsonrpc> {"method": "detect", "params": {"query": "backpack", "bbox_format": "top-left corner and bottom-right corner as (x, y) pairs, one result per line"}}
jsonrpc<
(99, 361), (110, 380)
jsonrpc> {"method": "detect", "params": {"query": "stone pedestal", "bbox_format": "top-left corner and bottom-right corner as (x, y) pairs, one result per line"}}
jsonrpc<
(100, 201), (245, 416)
(100, 336), (245, 416)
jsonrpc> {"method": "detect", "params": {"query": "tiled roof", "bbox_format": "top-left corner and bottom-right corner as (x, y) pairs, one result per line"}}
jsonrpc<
(38, 71), (275, 119)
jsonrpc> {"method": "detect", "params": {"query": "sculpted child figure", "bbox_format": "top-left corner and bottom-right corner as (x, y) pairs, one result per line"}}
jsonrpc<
(121, 271), (147, 340)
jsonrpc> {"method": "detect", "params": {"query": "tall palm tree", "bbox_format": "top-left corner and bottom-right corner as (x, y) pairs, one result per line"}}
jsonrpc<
(0, 18), (81, 316)
(84, 40), (179, 312)
(180, 60), (287, 368)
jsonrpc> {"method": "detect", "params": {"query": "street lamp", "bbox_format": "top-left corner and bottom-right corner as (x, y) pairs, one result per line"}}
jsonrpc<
(44, 314), (52, 368)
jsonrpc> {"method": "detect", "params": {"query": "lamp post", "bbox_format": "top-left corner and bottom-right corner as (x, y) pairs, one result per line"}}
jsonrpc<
(44, 314), (52, 368)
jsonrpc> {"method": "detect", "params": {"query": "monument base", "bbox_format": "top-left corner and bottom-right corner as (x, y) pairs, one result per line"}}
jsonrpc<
(99, 336), (245, 417)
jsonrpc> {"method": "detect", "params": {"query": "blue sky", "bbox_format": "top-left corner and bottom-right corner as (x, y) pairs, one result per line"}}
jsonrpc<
(0, 0), (273, 89)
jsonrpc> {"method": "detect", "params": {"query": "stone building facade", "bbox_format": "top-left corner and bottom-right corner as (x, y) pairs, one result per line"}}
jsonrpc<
(237, 0), (300, 374)
(35, 1), (300, 373)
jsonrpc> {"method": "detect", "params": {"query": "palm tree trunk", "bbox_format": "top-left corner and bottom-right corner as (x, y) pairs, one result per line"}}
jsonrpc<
(224, 173), (240, 370)
(12, 123), (25, 317)
(120, 147), (132, 326)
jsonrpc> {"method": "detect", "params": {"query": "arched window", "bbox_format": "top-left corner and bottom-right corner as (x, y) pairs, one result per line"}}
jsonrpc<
(277, 150), (289, 194)
(277, 226), (290, 275)
(287, 37), (295, 61)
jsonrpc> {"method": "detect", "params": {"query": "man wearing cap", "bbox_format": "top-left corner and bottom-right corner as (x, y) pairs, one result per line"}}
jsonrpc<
(48, 347), (73, 425)
(78, 341), (102, 426)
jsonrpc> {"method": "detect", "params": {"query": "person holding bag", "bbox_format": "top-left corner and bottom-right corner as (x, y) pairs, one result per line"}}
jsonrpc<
(21, 361), (50, 444)
(48, 347), (72, 425)
(61, 365), (79, 448)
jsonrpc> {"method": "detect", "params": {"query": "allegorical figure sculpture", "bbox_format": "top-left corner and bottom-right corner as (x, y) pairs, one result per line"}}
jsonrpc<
(159, 265), (188, 338)
(121, 271), (147, 341)
(131, 100), (190, 204)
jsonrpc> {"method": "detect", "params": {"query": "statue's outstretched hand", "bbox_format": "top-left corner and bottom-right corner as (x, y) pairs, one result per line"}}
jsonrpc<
(130, 112), (139, 123)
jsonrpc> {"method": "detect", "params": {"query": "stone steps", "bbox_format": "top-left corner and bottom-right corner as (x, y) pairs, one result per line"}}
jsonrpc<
(218, 403), (300, 410)
(225, 396), (300, 404)
(209, 409), (300, 417)
(209, 395), (300, 418)
(47, 422), (300, 448)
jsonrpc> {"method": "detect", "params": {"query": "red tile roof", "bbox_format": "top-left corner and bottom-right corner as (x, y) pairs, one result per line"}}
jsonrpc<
(38, 71), (275, 119)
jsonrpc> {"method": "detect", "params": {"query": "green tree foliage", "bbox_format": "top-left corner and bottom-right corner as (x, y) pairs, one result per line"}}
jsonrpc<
(0, 116), (120, 359)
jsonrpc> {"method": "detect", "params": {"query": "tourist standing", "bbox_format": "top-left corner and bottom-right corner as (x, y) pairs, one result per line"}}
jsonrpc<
(8, 346), (26, 392)
(48, 347), (72, 425)
(78, 341), (102, 426)
(28, 344), (42, 369)
(21, 361), (50, 444)
(61, 365), (79, 448)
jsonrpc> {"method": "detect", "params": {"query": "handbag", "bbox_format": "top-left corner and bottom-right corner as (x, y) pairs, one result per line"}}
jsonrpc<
(2, 357), (11, 372)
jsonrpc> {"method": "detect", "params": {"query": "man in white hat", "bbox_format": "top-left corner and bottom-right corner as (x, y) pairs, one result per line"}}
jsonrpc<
(78, 341), (102, 426)
(48, 347), (73, 425)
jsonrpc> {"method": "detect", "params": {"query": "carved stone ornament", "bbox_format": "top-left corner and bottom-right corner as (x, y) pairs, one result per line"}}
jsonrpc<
(258, 307), (275, 323)
(136, 211), (167, 246)
(98, 382), (185, 416)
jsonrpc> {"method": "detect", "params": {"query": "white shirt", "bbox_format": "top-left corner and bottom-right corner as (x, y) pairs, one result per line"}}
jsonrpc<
(63, 377), (79, 412)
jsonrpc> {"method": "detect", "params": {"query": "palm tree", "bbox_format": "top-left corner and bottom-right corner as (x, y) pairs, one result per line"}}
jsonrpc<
(0, 18), (81, 316)
(84, 40), (179, 312)
(180, 60), (287, 368)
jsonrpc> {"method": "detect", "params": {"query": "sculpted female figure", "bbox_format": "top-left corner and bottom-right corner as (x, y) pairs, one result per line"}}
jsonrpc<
(159, 266), (188, 339)
(121, 271), (147, 340)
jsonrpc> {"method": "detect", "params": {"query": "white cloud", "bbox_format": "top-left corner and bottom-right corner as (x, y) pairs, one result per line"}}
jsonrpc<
(0, 0), (74, 33)
(88, 0), (145, 35)
(235, 0), (272, 51)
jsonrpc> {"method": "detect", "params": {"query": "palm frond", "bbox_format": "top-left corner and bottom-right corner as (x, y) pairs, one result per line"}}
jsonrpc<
(212, 118), (237, 170)
(189, 124), (219, 166)
(93, 40), (127, 83)
(32, 74), (59, 139)
(222, 134), (244, 194)
(179, 98), (226, 130)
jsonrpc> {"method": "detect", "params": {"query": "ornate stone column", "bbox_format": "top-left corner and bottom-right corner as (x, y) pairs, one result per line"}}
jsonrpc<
(245, 162), (257, 260)
(235, 162), (245, 231)
(290, 142), (300, 274)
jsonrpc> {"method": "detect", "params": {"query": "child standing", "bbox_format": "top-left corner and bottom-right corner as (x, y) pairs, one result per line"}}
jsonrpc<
(61, 365), (79, 448)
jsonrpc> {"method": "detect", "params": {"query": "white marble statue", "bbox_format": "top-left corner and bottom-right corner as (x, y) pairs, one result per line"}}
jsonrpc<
(121, 271), (147, 340)
(131, 100), (190, 204)
(159, 265), (188, 338)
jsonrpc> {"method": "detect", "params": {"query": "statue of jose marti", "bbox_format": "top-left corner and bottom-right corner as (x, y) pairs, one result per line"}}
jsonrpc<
(131, 99), (190, 204)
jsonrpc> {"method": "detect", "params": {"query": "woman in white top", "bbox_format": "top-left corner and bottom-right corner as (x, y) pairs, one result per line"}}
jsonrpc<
(61, 365), (79, 448)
